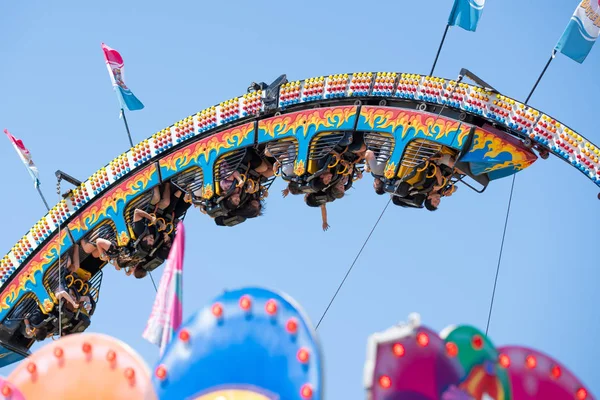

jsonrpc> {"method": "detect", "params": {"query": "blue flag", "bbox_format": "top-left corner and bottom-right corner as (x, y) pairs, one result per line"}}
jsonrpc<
(448, 0), (486, 32)
(555, 0), (600, 64)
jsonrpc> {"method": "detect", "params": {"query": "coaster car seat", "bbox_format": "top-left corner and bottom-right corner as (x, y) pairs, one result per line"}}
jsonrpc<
(214, 215), (247, 227)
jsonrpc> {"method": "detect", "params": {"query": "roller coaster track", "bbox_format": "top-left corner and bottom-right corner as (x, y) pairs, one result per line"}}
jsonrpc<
(0, 71), (598, 347)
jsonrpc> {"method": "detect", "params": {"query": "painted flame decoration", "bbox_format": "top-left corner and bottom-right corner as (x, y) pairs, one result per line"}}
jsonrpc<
(482, 159), (531, 174)
(471, 129), (536, 172)
(384, 161), (397, 179)
(160, 146), (196, 174)
(202, 184), (214, 200)
(119, 231), (130, 246)
(361, 108), (468, 141)
(0, 229), (68, 310)
(294, 160), (306, 176)
(69, 167), (156, 233)
(161, 124), (254, 173)
(43, 298), (53, 312)
(1, 166), (156, 312)
(260, 107), (357, 139)
(470, 128), (537, 173)
(457, 128), (472, 147)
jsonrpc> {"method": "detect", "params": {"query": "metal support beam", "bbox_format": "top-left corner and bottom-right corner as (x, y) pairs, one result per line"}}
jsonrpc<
(458, 68), (498, 93)
(55, 170), (82, 187)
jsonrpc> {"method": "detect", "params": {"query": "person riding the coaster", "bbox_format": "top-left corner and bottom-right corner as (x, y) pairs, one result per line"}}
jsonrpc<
(132, 209), (160, 252)
(277, 130), (364, 198)
(304, 177), (345, 231)
(143, 182), (173, 228)
(279, 132), (363, 230)
(53, 286), (94, 336)
(302, 162), (358, 231)
(390, 159), (444, 209)
(422, 152), (462, 211)
(267, 140), (297, 178)
(339, 131), (367, 164)
(424, 179), (458, 211)
(159, 183), (193, 224)
(80, 237), (124, 268)
(365, 135), (393, 196)
(213, 190), (265, 227)
(390, 150), (462, 210)
(202, 149), (272, 226)
(22, 275), (95, 340)
(22, 310), (53, 341)
(112, 182), (181, 278)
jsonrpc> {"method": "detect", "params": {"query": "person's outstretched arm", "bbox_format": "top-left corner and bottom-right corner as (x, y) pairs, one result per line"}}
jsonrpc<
(320, 204), (330, 231)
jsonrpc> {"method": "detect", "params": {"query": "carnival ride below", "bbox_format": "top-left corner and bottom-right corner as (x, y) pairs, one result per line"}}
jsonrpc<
(0, 287), (593, 399)
(0, 69), (598, 370)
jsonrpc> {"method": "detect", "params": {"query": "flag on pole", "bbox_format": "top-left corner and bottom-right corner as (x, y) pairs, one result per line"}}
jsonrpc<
(143, 221), (185, 356)
(448, 0), (486, 32)
(101, 43), (145, 111)
(3, 129), (40, 188)
(555, 0), (600, 63)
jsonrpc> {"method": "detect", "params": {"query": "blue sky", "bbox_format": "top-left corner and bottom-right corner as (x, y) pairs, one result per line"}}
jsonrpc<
(1, 0), (599, 398)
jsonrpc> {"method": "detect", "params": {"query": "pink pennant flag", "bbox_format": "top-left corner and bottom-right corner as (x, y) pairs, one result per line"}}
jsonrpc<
(3, 129), (40, 188)
(142, 221), (185, 356)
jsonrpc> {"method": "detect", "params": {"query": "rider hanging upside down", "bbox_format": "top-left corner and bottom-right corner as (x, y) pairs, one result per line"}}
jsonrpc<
(80, 237), (137, 276)
(23, 278), (94, 340)
(204, 149), (273, 227)
(365, 149), (388, 196)
(390, 151), (462, 211)
(303, 162), (356, 231)
(80, 237), (121, 266)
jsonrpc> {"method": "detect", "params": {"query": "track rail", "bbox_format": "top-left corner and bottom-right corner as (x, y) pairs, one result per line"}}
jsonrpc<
(0, 71), (599, 323)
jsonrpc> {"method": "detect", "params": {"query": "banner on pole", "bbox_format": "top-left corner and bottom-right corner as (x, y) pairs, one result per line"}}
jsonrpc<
(448, 0), (486, 32)
(3, 129), (41, 188)
(555, 0), (600, 63)
(101, 43), (145, 111)
(142, 222), (185, 356)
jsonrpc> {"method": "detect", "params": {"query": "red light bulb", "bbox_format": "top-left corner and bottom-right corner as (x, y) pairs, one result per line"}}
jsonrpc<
(26, 362), (36, 374)
(499, 354), (510, 368)
(300, 384), (313, 399)
(576, 388), (588, 400)
(82, 342), (92, 354)
(1, 385), (11, 397)
(297, 348), (310, 363)
(239, 295), (252, 311)
(471, 335), (484, 350)
(265, 299), (277, 315)
(378, 375), (392, 389)
(525, 355), (537, 369)
(392, 343), (405, 357)
(211, 303), (223, 318)
(155, 365), (167, 380)
(417, 332), (429, 347)
(286, 318), (298, 334)
(178, 329), (190, 342)
(125, 368), (135, 380)
(106, 350), (117, 362)
(445, 342), (458, 357)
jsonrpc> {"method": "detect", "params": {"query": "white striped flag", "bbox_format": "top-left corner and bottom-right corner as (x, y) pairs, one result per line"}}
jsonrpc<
(3, 129), (40, 188)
